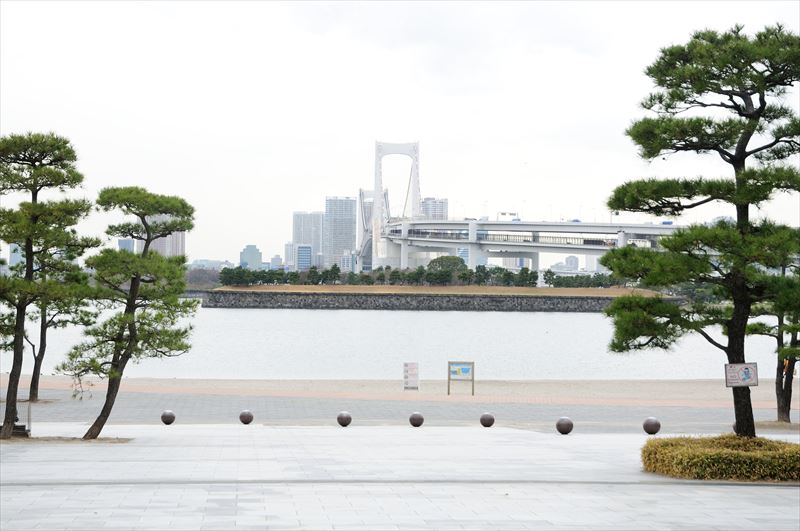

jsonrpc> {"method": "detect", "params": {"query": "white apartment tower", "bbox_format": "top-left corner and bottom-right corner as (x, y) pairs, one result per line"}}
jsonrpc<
(323, 196), (356, 269)
(239, 245), (263, 270)
(292, 211), (324, 268)
(135, 215), (186, 258)
(421, 197), (448, 220)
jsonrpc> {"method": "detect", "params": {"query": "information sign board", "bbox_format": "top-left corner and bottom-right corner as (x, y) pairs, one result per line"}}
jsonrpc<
(449, 362), (473, 380)
(403, 362), (419, 391)
(447, 361), (475, 395)
(725, 363), (758, 387)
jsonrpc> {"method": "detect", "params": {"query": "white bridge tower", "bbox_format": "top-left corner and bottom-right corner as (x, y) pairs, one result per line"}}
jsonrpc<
(371, 141), (420, 269)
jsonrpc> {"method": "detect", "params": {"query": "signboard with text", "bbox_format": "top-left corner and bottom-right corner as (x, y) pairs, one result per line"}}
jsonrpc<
(449, 362), (473, 380)
(725, 363), (758, 387)
(403, 362), (419, 391)
(448, 361), (475, 395)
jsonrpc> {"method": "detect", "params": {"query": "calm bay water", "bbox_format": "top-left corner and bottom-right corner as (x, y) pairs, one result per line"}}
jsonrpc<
(1, 307), (780, 380)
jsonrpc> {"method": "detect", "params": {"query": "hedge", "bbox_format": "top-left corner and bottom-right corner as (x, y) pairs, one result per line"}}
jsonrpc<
(641, 434), (800, 481)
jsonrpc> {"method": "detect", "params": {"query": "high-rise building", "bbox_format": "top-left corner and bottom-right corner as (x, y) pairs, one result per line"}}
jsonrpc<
(284, 242), (295, 270)
(134, 215), (186, 257)
(270, 255), (283, 270)
(339, 251), (357, 273)
(118, 239), (135, 252)
(323, 197), (356, 269)
(292, 211), (323, 267)
(421, 197), (448, 220)
(240, 245), (263, 270)
(294, 244), (313, 271)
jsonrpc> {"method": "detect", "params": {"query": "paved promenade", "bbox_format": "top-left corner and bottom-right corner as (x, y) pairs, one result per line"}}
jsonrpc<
(3, 425), (799, 530)
(1, 376), (799, 530)
(6, 376), (799, 433)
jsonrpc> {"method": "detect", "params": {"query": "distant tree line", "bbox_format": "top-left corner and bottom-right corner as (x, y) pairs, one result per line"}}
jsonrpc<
(542, 270), (620, 288)
(218, 256), (544, 287)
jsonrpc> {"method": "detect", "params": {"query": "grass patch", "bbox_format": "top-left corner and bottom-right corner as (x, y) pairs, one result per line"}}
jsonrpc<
(642, 434), (800, 481)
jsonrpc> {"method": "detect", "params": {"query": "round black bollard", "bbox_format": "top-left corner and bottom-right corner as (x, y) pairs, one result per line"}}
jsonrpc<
(409, 412), (424, 427)
(642, 417), (660, 435)
(556, 416), (573, 435)
(337, 411), (352, 427)
(161, 410), (176, 425)
(480, 413), (495, 428)
(239, 410), (254, 425)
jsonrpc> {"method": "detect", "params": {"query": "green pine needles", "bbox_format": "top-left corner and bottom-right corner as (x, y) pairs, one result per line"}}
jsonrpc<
(600, 24), (800, 438)
(57, 187), (198, 439)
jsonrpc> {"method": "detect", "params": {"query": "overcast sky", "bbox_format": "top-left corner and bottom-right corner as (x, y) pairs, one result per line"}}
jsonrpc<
(1, 1), (798, 264)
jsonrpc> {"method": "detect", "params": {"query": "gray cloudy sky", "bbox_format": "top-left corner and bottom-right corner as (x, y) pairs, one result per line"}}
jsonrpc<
(1, 1), (798, 263)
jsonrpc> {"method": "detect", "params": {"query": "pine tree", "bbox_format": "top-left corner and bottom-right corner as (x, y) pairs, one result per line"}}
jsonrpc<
(601, 25), (800, 437)
(58, 187), (197, 439)
(0, 133), (97, 438)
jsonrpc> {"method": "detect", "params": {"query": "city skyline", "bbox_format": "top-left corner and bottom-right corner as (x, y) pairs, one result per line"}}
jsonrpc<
(0, 2), (798, 263)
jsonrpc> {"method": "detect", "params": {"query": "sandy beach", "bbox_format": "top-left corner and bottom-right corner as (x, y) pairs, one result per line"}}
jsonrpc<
(5, 374), (797, 410)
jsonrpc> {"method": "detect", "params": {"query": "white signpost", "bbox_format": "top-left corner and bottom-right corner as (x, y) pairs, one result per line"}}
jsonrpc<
(403, 362), (419, 391)
(447, 361), (475, 396)
(725, 363), (758, 387)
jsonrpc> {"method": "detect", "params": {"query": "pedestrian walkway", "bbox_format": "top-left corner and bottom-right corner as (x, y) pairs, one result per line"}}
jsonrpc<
(2, 424), (799, 530)
(14, 384), (799, 434)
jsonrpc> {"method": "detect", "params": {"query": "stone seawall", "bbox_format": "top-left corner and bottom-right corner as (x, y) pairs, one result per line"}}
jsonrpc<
(203, 291), (619, 312)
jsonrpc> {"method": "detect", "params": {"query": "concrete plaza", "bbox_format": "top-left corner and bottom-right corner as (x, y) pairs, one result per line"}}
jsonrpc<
(1, 378), (799, 530)
(2, 423), (799, 531)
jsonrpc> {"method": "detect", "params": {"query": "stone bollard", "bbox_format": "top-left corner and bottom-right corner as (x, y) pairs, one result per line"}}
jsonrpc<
(161, 410), (176, 425)
(239, 410), (254, 425)
(480, 413), (495, 428)
(409, 412), (424, 427)
(337, 411), (352, 427)
(556, 417), (573, 435)
(643, 417), (661, 435)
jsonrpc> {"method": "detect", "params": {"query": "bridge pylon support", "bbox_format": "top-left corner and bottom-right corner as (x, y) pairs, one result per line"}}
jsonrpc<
(530, 252), (540, 272)
(400, 242), (410, 269)
(373, 141), (420, 269)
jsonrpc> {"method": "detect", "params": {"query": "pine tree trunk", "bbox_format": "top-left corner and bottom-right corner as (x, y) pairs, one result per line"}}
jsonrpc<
(29, 353), (44, 403)
(83, 364), (125, 440)
(727, 279), (756, 438)
(776, 358), (796, 423)
(731, 386), (756, 436)
(1, 306), (26, 439)
(28, 307), (48, 403)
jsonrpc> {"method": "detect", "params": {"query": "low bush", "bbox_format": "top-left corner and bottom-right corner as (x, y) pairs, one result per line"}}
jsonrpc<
(641, 434), (800, 481)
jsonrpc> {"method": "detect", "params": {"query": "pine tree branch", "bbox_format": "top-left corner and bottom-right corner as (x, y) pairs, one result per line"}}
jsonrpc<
(696, 327), (728, 353)
(746, 137), (799, 157)
(679, 196), (719, 210)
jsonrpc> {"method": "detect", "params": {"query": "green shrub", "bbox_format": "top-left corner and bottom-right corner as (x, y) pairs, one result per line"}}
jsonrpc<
(641, 434), (800, 481)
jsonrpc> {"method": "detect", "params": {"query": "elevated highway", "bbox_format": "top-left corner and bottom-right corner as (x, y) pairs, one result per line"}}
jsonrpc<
(377, 220), (680, 269)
